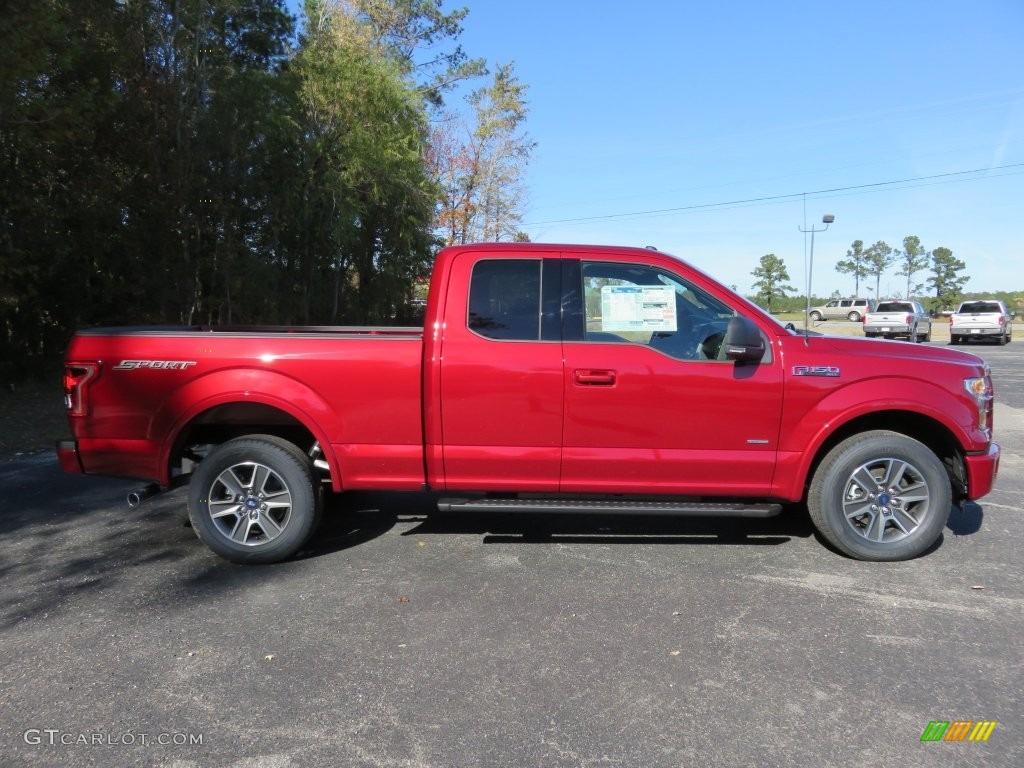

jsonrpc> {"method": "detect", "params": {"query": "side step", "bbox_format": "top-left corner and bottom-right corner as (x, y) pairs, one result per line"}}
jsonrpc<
(436, 498), (782, 518)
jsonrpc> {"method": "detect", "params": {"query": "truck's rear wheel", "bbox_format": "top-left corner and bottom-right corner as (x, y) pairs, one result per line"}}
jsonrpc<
(807, 431), (951, 561)
(188, 435), (321, 564)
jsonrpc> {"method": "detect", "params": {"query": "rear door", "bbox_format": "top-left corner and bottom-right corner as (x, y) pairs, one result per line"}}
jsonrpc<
(559, 256), (784, 495)
(436, 252), (564, 491)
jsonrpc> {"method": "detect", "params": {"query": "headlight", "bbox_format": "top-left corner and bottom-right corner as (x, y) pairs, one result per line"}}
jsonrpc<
(964, 370), (994, 436)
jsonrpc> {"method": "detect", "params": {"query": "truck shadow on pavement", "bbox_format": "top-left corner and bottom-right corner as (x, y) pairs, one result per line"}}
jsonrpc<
(300, 492), (817, 556)
(946, 501), (984, 535)
(302, 491), (987, 559)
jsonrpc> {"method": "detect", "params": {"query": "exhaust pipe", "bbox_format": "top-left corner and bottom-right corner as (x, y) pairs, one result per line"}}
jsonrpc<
(127, 483), (161, 508)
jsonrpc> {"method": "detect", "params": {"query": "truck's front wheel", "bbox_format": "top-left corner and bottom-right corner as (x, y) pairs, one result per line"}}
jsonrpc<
(807, 431), (951, 561)
(188, 435), (321, 564)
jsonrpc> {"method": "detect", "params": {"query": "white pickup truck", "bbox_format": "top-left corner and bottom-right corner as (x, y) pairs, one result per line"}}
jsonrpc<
(949, 300), (1013, 346)
(863, 301), (931, 342)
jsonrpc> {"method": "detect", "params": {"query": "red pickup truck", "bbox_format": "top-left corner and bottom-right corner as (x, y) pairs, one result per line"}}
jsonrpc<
(58, 244), (1000, 563)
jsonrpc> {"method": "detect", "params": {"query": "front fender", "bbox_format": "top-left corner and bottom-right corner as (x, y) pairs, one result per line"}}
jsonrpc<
(774, 377), (982, 500)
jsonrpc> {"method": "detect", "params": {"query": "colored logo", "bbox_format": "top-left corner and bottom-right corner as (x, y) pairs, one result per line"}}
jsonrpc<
(920, 721), (997, 742)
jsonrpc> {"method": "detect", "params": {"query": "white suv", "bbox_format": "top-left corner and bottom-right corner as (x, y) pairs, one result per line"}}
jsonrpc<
(809, 298), (874, 322)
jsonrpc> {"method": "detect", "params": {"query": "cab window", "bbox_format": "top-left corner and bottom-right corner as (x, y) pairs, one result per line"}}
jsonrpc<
(580, 262), (735, 360)
(468, 260), (541, 341)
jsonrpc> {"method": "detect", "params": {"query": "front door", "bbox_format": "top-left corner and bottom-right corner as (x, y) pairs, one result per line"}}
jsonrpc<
(560, 258), (784, 495)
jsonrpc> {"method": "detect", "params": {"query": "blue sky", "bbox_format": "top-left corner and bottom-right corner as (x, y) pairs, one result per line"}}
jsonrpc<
(297, 1), (1024, 297)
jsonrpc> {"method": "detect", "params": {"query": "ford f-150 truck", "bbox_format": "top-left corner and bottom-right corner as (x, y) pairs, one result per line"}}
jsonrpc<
(862, 301), (932, 342)
(950, 300), (1013, 346)
(58, 243), (1000, 564)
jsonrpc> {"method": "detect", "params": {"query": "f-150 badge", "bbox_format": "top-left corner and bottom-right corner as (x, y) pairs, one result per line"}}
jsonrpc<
(113, 360), (197, 370)
(792, 365), (840, 377)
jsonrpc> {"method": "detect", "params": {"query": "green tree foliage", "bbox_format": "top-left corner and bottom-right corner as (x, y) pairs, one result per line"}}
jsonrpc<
(431, 63), (535, 244)
(750, 253), (795, 313)
(863, 240), (895, 299)
(926, 247), (968, 311)
(834, 240), (869, 296)
(341, 0), (486, 104)
(291, 1), (438, 323)
(895, 235), (929, 299)
(1, 0), (487, 379)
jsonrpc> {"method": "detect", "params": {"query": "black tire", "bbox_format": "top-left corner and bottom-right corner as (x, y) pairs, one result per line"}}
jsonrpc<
(188, 435), (321, 564)
(807, 430), (951, 561)
(848, 311), (861, 322)
(949, 335), (959, 345)
(809, 311), (822, 322)
(998, 332), (1007, 346)
(923, 328), (932, 343)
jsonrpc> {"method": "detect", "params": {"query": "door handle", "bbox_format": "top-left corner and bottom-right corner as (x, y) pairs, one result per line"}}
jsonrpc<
(574, 369), (616, 386)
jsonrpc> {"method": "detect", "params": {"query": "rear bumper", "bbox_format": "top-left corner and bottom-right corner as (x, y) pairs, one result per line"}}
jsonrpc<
(56, 439), (83, 474)
(964, 442), (1000, 500)
(55, 437), (162, 483)
(953, 327), (1003, 336)
(864, 324), (912, 335)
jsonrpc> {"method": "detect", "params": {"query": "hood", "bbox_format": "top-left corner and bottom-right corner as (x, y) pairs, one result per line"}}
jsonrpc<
(811, 334), (986, 368)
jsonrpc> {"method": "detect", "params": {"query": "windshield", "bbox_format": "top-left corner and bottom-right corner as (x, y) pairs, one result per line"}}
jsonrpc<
(875, 302), (911, 312)
(960, 302), (1002, 313)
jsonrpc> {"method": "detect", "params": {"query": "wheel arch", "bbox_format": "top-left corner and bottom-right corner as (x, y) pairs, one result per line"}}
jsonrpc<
(153, 370), (342, 490)
(802, 410), (966, 502)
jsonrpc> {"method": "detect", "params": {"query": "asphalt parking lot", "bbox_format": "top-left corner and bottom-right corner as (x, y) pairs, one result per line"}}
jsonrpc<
(1, 342), (1021, 767)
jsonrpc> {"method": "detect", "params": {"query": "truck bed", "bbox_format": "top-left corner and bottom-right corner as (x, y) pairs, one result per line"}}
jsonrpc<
(65, 325), (426, 487)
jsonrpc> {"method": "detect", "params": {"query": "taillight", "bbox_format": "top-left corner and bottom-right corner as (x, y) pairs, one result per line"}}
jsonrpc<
(905, 314), (912, 326)
(63, 363), (98, 416)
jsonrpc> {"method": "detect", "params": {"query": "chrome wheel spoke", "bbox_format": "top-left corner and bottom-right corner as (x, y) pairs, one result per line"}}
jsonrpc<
(229, 516), (252, 544)
(849, 467), (878, 495)
(897, 482), (929, 504)
(844, 500), (874, 519)
(209, 500), (241, 519)
(865, 511), (886, 542)
(224, 468), (250, 498)
(259, 514), (283, 537)
(881, 459), (908, 490)
(252, 464), (272, 496)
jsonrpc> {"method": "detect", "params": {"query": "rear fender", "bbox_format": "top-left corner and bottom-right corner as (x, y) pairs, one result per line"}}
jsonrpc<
(153, 369), (342, 490)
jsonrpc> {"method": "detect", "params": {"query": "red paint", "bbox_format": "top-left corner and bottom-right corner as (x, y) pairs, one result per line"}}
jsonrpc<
(59, 243), (1000, 505)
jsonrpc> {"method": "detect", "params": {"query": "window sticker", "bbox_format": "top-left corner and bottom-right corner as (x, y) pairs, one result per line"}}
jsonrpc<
(600, 285), (677, 332)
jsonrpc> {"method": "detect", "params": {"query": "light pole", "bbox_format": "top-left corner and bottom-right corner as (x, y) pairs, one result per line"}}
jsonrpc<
(799, 213), (835, 338)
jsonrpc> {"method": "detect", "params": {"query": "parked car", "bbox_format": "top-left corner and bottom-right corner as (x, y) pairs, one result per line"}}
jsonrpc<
(950, 300), (1013, 345)
(863, 301), (932, 342)
(57, 243), (1000, 564)
(808, 298), (874, 322)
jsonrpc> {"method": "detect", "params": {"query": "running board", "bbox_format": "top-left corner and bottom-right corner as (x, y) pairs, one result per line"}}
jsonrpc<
(436, 498), (782, 518)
